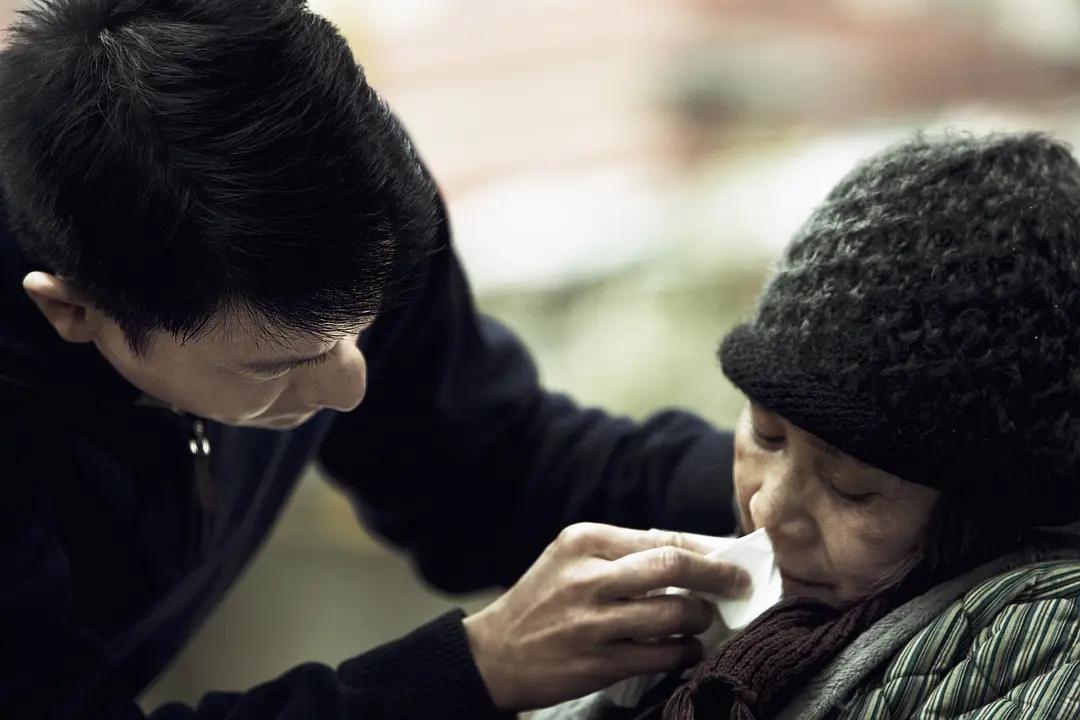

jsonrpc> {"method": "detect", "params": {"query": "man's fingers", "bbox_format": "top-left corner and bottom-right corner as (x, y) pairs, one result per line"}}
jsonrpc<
(653, 530), (734, 556)
(599, 546), (751, 599)
(601, 594), (716, 642)
(553, 523), (669, 561)
(607, 637), (704, 680)
(554, 523), (730, 561)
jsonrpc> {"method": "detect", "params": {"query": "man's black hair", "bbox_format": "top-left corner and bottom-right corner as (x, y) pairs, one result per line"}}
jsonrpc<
(0, 0), (440, 353)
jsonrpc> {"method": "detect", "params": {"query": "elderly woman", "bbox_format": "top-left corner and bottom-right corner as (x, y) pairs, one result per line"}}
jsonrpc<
(541, 132), (1080, 720)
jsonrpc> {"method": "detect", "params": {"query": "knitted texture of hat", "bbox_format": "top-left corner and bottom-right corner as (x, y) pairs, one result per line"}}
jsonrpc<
(719, 132), (1080, 525)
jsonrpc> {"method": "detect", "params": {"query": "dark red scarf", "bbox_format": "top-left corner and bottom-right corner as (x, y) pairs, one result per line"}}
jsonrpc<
(660, 592), (895, 720)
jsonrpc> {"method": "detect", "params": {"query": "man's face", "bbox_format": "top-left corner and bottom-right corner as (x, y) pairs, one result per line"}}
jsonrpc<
(93, 311), (370, 429)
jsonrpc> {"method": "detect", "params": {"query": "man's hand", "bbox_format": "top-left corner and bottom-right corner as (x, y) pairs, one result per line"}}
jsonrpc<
(462, 523), (751, 712)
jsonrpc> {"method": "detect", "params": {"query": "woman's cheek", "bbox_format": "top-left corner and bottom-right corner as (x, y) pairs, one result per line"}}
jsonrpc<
(826, 514), (916, 598)
(732, 459), (760, 533)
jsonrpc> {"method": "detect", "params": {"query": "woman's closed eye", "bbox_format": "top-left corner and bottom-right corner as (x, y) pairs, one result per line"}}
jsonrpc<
(750, 423), (785, 449)
(748, 402), (787, 449)
(830, 485), (878, 504)
(826, 474), (881, 504)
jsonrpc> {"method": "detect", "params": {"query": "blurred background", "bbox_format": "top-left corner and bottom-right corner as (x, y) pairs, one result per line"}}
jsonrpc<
(4, 0), (1080, 711)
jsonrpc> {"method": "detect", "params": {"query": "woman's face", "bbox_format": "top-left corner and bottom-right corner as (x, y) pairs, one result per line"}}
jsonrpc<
(734, 401), (940, 607)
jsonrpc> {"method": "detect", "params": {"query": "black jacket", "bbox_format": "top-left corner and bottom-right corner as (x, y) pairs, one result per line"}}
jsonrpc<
(0, 206), (737, 719)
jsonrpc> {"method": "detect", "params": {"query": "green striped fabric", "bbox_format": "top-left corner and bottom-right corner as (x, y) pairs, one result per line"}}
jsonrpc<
(839, 561), (1080, 720)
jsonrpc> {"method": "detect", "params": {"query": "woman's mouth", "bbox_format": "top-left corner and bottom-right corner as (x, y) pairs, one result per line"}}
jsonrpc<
(778, 567), (832, 591)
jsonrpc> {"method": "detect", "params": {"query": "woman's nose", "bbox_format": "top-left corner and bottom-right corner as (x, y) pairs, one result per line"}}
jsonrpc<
(749, 471), (817, 545)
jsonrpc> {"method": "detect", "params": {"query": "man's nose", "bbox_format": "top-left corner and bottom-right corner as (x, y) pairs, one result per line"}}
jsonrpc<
(304, 345), (367, 413)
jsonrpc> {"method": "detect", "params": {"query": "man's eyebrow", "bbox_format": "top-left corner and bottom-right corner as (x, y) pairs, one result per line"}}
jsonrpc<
(237, 350), (330, 373)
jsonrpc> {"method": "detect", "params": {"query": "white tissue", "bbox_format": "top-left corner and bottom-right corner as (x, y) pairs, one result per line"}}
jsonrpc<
(704, 528), (783, 631)
(601, 528), (782, 708)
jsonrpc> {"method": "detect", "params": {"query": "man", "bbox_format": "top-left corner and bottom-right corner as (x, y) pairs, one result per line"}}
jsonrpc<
(0, 1), (743, 718)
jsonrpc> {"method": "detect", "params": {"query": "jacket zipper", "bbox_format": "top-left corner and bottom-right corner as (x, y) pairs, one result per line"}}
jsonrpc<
(185, 416), (221, 569)
(188, 418), (221, 510)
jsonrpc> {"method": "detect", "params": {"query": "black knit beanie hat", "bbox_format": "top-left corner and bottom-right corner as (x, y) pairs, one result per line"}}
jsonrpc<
(719, 132), (1080, 527)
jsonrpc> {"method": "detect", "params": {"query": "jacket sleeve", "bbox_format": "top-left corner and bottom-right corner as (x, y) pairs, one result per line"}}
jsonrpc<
(134, 612), (505, 720)
(318, 218), (737, 593)
(0, 481), (505, 720)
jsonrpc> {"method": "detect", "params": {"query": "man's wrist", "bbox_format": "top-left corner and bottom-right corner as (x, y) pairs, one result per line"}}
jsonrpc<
(340, 609), (508, 719)
(463, 606), (515, 712)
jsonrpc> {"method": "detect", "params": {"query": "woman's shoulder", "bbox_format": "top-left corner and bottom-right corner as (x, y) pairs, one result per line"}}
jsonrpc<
(960, 557), (1080, 614)
(900, 558), (1080, 672)
(840, 559), (1080, 719)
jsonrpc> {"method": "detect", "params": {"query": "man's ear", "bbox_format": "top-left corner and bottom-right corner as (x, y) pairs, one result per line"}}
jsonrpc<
(22, 271), (105, 344)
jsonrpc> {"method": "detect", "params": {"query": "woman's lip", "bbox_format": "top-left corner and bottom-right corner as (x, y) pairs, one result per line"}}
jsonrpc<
(779, 568), (832, 588)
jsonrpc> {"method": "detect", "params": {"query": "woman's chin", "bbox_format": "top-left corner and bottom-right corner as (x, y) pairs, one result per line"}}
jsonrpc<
(781, 575), (839, 605)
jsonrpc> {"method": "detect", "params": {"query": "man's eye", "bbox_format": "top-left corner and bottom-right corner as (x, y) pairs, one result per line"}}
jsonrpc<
(251, 352), (333, 379)
(294, 353), (331, 370)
